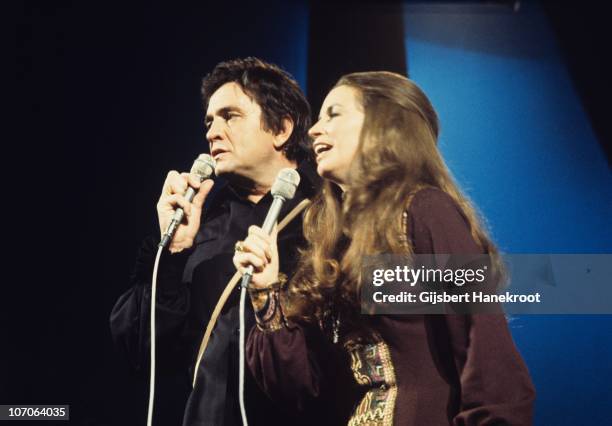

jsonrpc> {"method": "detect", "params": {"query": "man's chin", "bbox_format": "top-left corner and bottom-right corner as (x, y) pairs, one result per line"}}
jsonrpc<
(213, 161), (234, 176)
(214, 164), (251, 185)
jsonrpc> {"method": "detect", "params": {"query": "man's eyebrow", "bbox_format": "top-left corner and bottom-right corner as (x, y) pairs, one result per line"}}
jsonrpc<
(205, 106), (243, 123)
(318, 103), (341, 121)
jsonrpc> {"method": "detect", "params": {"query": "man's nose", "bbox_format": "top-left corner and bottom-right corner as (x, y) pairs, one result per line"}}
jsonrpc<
(206, 118), (225, 142)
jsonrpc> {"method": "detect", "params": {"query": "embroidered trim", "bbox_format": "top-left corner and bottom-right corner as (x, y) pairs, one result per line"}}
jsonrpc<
(400, 186), (429, 255)
(248, 273), (288, 332)
(347, 341), (398, 426)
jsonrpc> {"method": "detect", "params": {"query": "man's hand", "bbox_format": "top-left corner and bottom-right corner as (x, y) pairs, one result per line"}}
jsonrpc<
(233, 225), (279, 288)
(157, 171), (214, 253)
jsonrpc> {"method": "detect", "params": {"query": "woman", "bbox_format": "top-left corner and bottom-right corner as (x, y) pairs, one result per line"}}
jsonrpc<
(233, 72), (535, 425)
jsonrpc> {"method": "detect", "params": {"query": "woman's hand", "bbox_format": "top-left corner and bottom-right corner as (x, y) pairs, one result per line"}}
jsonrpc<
(233, 225), (279, 289)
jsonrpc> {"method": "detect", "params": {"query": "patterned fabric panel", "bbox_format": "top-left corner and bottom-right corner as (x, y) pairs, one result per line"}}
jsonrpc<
(347, 341), (397, 426)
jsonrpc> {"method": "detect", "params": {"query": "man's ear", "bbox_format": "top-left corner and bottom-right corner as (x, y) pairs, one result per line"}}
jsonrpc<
(273, 117), (294, 150)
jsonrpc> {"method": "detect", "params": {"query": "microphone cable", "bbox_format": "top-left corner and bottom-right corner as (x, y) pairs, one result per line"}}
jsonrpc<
(147, 154), (215, 426)
(236, 168), (301, 426)
(147, 246), (163, 426)
(238, 278), (249, 425)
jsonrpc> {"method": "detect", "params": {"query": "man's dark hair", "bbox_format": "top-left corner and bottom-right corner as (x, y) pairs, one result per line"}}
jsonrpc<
(201, 57), (311, 162)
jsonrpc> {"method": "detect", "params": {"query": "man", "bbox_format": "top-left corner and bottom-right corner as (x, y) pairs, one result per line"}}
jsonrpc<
(110, 57), (318, 425)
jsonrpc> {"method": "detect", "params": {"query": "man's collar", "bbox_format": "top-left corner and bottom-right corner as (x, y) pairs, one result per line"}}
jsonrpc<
(206, 158), (321, 209)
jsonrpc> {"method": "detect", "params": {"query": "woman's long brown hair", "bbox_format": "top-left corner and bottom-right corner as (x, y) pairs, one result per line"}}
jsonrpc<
(285, 72), (503, 336)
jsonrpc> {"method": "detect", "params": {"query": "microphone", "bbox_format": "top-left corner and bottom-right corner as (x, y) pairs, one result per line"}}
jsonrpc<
(236, 168), (300, 426)
(159, 154), (216, 249)
(241, 168), (301, 286)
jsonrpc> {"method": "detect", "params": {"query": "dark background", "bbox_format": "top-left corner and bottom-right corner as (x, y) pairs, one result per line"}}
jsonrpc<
(10, 1), (611, 425)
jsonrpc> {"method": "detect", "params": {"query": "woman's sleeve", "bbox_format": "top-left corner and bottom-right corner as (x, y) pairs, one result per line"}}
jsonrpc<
(409, 188), (536, 425)
(245, 290), (341, 414)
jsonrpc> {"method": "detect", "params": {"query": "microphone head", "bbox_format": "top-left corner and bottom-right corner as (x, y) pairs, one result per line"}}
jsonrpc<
(271, 168), (300, 200)
(191, 154), (215, 179)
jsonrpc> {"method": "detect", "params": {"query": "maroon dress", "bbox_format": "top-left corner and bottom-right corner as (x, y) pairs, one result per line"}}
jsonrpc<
(246, 188), (536, 425)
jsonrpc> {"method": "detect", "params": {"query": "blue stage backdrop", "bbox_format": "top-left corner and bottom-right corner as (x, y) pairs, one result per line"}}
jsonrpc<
(403, 2), (612, 424)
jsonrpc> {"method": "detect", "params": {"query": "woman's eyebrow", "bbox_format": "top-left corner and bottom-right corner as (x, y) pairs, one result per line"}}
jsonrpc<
(318, 103), (341, 121)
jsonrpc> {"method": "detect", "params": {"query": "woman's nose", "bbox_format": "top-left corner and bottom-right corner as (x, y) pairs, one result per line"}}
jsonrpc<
(308, 119), (324, 139)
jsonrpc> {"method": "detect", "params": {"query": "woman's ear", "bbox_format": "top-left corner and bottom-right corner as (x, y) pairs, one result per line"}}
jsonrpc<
(273, 117), (295, 150)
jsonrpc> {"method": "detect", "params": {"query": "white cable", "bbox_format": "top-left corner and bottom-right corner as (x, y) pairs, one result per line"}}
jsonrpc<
(147, 246), (163, 426)
(238, 283), (249, 425)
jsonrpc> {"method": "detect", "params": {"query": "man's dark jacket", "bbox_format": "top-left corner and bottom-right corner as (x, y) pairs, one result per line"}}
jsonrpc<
(110, 162), (319, 426)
